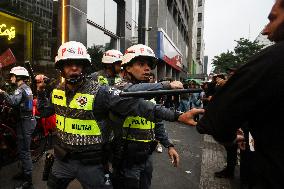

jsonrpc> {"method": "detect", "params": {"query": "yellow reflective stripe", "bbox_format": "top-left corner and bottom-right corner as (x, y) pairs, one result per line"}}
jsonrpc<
(55, 114), (64, 131)
(56, 114), (101, 136)
(65, 118), (101, 135)
(122, 137), (152, 143)
(123, 116), (155, 129)
(52, 89), (67, 107)
(98, 76), (108, 85)
(69, 93), (94, 110)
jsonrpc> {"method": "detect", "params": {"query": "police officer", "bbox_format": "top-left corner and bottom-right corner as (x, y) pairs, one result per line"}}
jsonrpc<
(90, 49), (123, 85)
(91, 49), (184, 186)
(111, 44), (181, 189)
(0, 66), (36, 189)
(36, 41), (203, 189)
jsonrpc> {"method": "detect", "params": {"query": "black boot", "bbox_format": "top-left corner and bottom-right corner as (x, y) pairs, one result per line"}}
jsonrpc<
(214, 166), (234, 178)
(42, 153), (54, 181)
(15, 174), (34, 189)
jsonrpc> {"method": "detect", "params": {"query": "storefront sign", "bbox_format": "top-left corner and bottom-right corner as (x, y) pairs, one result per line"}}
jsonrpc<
(157, 29), (182, 71)
(0, 24), (15, 40)
(0, 11), (32, 66)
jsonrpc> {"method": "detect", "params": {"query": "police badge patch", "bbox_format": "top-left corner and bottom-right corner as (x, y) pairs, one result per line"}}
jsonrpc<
(76, 96), (88, 107)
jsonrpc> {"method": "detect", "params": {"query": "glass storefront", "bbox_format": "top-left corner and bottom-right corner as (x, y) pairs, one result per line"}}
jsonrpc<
(0, 11), (32, 68)
(0, 0), (59, 79)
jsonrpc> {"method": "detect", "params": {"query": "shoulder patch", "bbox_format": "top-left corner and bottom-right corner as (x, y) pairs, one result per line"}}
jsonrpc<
(14, 89), (21, 95)
(23, 87), (33, 95)
(109, 87), (121, 96)
(76, 96), (88, 107)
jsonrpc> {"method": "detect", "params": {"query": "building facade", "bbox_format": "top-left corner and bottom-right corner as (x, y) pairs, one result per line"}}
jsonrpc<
(188, 0), (205, 78)
(59, 0), (141, 72)
(0, 0), (58, 77)
(59, 0), (193, 81)
(141, 0), (191, 81)
(0, 0), (203, 81)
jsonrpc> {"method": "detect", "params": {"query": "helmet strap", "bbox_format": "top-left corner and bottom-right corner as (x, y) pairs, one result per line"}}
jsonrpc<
(125, 71), (141, 84)
(65, 74), (85, 85)
(103, 64), (116, 77)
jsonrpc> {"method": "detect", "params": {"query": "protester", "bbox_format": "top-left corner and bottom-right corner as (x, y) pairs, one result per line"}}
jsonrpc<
(197, 0), (284, 187)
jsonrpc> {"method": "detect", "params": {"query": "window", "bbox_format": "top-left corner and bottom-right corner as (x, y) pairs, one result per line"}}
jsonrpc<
(173, 6), (178, 24)
(198, 0), (202, 7)
(198, 13), (202, 22)
(197, 43), (201, 52)
(167, 0), (172, 12)
(197, 28), (201, 37)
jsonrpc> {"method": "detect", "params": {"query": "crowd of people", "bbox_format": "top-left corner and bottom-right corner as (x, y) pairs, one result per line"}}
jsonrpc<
(0, 0), (284, 188)
(0, 42), (201, 189)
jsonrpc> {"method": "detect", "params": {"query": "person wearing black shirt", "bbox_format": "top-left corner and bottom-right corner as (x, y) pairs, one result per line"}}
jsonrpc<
(197, 0), (284, 188)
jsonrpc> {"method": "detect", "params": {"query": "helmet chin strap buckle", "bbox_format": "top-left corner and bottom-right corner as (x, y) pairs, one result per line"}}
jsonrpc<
(65, 75), (84, 84)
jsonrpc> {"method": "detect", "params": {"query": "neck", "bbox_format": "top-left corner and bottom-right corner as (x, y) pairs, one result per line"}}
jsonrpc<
(125, 73), (149, 84)
(17, 80), (24, 87)
(105, 68), (115, 78)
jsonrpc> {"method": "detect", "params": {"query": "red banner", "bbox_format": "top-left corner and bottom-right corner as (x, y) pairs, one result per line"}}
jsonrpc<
(0, 48), (16, 68)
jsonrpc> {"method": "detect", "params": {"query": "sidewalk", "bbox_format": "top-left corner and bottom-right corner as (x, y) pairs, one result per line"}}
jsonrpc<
(199, 134), (240, 189)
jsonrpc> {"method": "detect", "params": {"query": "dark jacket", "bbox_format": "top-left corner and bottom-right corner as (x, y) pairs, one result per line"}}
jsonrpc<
(196, 41), (284, 188)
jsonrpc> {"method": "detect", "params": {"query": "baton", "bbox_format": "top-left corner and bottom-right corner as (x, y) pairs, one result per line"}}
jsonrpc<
(119, 89), (203, 98)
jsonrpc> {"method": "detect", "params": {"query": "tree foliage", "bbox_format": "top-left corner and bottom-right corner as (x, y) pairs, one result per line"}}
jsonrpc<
(87, 45), (104, 74)
(212, 38), (264, 73)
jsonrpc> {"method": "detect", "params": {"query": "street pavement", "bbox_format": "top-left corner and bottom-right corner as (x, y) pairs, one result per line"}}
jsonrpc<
(0, 121), (240, 189)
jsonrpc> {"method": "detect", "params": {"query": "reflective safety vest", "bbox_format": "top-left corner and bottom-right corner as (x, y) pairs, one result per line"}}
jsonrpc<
(51, 81), (103, 146)
(98, 75), (122, 86)
(122, 116), (155, 143)
(98, 75), (108, 85)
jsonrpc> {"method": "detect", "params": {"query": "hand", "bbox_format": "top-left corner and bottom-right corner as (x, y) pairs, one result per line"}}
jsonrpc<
(178, 108), (205, 126)
(36, 81), (46, 91)
(168, 147), (179, 167)
(216, 78), (226, 87)
(170, 81), (183, 89)
(236, 134), (246, 150)
(0, 89), (5, 94)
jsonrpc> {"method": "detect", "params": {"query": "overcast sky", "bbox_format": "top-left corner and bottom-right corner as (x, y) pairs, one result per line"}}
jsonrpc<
(204, 0), (275, 72)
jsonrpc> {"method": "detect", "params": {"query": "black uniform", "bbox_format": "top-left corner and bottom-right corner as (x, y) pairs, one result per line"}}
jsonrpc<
(196, 41), (284, 188)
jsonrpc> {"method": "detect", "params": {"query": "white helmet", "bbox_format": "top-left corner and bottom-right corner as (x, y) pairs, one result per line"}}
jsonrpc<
(10, 66), (29, 77)
(102, 49), (123, 64)
(121, 44), (157, 69)
(55, 41), (91, 69)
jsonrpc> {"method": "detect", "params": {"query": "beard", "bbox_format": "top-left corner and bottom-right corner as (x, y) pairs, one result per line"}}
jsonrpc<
(271, 21), (284, 42)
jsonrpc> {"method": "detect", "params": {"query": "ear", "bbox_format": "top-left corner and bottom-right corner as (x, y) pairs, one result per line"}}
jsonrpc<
(125, 65), (132, 72)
